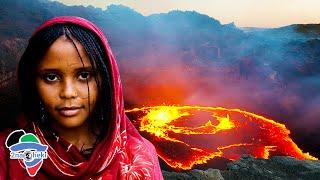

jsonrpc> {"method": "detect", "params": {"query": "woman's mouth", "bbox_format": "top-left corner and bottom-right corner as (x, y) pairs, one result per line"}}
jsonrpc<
(57, 106), (83, 117)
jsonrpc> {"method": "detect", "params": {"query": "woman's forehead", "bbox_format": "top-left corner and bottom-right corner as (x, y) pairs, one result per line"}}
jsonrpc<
(38, 36), (92, 70)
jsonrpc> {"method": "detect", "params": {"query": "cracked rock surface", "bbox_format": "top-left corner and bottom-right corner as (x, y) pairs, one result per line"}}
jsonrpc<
(162, 155), (320, 180)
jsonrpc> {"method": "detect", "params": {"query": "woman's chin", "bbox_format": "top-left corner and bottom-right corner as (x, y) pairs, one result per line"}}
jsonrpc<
(54, 116), (88, 129)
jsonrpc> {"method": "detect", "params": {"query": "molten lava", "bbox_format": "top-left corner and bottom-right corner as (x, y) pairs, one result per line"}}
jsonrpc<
(125, 105), (318, 170)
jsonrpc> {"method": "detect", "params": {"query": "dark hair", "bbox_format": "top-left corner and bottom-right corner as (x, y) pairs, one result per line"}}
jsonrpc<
(18, 23), (113, 140)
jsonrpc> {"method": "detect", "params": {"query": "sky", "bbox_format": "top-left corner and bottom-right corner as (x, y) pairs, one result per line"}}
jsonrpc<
(53, 0), (320, 28)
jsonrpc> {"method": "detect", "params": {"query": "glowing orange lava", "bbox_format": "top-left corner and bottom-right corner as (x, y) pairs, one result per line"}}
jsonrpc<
(125, 105), (318, 170)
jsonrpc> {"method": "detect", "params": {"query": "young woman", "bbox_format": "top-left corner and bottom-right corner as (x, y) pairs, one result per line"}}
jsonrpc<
(0, 16), (163, 179)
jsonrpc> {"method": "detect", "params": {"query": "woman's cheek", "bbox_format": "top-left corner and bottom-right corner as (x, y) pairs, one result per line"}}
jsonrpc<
(37, 81), (59, 107)
(88, 81), (99, 111)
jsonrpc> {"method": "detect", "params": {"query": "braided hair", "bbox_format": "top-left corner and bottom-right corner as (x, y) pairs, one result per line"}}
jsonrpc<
(18, 23), (113, 140)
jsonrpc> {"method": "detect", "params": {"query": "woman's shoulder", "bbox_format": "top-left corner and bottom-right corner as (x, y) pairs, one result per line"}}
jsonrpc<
(0, 129), (12, 165)
(0, 128), (12, 149)
(0, 129), (11, 180)
(0, 128), (12, 140)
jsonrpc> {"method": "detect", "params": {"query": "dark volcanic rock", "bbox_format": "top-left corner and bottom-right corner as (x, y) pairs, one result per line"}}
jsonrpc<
(162, 168), (224, 180)
(222, 155), (320, 180)
(162, 155), (320, 180)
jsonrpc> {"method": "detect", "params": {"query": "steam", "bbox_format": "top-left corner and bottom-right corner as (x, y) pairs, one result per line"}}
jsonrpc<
(108, 12), (320, 157)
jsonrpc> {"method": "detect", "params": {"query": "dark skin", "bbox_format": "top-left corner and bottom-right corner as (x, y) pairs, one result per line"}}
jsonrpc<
(36, 35), (100, 150)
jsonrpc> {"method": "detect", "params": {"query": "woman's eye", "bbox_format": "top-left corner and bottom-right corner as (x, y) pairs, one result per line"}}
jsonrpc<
(44, 74), (59, 82)
(78, 72), (91, 81)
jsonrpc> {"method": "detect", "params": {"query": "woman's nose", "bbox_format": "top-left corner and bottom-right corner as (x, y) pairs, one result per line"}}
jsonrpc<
(59, 79), (77, 99)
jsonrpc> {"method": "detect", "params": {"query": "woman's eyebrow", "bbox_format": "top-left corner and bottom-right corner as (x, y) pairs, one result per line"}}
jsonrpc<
(38, 67), (93, 72)
(74, 67), (94, 71)
(38, 68), (62, 73)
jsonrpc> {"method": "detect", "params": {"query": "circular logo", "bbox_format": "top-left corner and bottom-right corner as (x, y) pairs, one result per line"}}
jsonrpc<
(24, 150), (33, 162)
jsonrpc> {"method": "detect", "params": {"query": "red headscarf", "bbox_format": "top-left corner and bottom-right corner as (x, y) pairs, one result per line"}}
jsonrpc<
(0, 16), (163, 179)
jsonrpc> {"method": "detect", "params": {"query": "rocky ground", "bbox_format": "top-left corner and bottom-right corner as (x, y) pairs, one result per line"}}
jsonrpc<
(162, 155), (320, 180)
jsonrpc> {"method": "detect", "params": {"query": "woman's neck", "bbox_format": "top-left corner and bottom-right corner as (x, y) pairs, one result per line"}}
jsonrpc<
(51, 121), (97, 151)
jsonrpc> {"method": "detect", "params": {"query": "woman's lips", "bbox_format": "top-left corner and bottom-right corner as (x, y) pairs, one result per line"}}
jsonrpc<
(57, 107), (82, 117)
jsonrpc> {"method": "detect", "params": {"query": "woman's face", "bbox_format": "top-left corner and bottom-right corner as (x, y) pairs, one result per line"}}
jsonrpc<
(36, 36), (99, 130)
